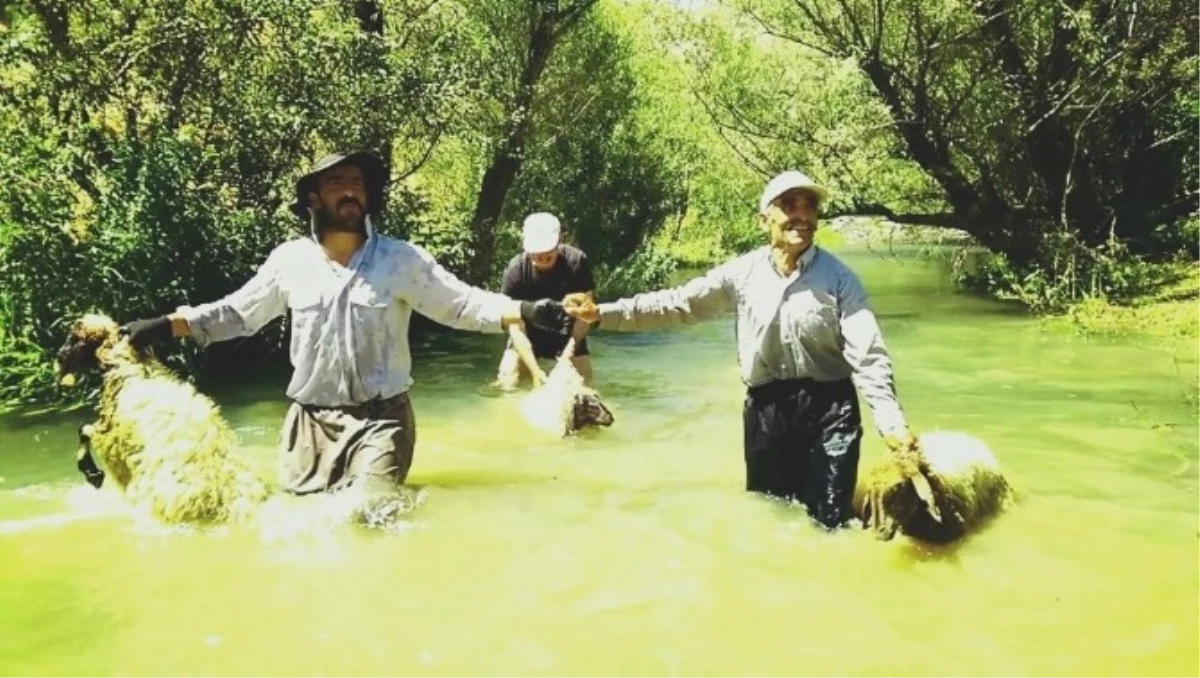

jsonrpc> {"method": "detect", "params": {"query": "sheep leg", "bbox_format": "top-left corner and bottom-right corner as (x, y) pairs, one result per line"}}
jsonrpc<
(75, 423), (105, 489)
(910, 472), (943, 523)
(869, 487), (897, 541)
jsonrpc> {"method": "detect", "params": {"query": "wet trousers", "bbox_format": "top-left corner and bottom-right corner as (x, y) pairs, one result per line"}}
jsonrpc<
(743, 377), (863, 528)
(278, 392), (417, 496)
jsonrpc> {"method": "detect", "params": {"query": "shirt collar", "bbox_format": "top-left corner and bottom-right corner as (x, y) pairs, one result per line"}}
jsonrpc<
(308, 214), (377, 270)
(762, 244), (819, 278)
(798, 243), (818, 272)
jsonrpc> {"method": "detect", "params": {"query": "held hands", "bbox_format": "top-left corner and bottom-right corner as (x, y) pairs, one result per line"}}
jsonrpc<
(563, 292), (599, 325)
(518, 300), (573, 335)
(119, 316), (174, 351)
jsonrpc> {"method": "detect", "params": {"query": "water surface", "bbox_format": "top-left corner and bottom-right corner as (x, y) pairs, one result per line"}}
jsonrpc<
(2, 246), (1196, 676)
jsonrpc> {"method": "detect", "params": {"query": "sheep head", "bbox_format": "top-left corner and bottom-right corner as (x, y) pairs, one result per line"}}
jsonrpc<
(860, 448), (942, 541)
(56, 314), (123, 387)
(569, 390), (614, 432)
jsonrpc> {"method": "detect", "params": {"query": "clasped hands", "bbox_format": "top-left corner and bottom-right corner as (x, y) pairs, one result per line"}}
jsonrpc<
(562, 292), (599, 324)
(512, 293), (600, 335)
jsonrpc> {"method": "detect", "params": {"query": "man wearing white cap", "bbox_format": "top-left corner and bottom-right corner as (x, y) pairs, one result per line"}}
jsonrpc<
(562, 170), (919, 530)
(495, 212), (597, 389)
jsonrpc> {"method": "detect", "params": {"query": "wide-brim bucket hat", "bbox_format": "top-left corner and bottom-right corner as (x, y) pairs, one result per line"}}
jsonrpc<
(290, 150), (387, 221)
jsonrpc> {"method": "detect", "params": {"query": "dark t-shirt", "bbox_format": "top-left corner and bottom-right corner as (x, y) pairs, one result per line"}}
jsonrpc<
(501, 244), (595, 358)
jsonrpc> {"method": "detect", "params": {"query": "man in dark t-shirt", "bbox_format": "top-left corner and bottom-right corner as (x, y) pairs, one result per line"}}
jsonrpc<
(496, 212), (596, 389)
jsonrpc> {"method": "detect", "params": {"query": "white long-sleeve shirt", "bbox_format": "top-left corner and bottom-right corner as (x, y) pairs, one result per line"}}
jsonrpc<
(177, 221), (511, 407)
(597, 245), (909, 436)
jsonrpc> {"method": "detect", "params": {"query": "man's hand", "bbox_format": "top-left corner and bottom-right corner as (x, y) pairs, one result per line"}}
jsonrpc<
(119, 316), (174, 351)
(883, 428), (921, 456)
(519, 299), (572, 335)
(563, 292), (599, 325)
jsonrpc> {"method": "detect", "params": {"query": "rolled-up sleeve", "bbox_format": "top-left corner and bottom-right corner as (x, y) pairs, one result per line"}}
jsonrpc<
(837, 271), (908, 436)
(177, 248), (287, 347)
(404, 245), (509, 333)
(598, 263), (735, 332)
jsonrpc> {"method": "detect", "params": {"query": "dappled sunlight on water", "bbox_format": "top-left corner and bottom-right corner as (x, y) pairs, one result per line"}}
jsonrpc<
(1, 247), (1196, 676)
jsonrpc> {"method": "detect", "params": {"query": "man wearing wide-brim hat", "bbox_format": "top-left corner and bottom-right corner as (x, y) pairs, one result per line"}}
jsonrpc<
(118, 150), (573, 499)
(562, 170), (920, 530)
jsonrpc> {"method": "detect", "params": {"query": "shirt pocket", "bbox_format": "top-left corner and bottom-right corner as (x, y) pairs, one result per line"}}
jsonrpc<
(286, 285), (323, 357)
(348, 285), (391, 378)
(348, 284), (390, 317)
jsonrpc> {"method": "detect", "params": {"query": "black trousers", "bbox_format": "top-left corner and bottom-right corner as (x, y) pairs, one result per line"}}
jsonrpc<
(743, 377), (863, 528)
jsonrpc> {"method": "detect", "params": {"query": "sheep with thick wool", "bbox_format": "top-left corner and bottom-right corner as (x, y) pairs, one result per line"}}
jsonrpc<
(56, 313), (268, 526)
(855, 431), (1014, 544)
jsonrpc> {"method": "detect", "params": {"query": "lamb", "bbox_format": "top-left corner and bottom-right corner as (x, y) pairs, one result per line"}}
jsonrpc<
(55, 313), (268, 526)
(508, 324), (614, 437)
(855, 430), (1014, 544)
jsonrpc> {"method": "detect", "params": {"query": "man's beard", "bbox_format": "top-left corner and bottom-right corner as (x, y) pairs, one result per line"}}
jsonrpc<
(314, 198), (366, 234)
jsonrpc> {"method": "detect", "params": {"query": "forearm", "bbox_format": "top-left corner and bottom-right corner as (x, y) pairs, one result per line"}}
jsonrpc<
(173, 301), (255, 347)
(412, 263), (516, 333)
(596, 275), (731, 332)
(440, 292), (517, 332)
(852, 358), (909, 437)
(506, 324), (546, 380)
(842, 310), (908, 436)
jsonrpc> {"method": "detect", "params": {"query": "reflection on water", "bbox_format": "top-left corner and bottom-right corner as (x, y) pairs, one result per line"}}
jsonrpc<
(1, 246), (1196, 676)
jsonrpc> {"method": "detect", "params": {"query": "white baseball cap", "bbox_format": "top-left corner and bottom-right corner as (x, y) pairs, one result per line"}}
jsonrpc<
(758, 171), (829, 214)
(522, 212), (561, 254)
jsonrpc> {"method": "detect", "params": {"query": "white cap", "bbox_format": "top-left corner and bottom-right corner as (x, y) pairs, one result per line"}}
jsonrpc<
(758, 171), (829, 214)
(522, 212), (561, 254)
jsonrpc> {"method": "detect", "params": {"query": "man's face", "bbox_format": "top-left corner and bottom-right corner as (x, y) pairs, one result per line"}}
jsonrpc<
(763, 188), (820, 253)
(309, 164), (368, 233)
(529, 247), (559, 272)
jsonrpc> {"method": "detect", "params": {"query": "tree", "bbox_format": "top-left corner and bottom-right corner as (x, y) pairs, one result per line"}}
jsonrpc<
(463, 0), (601, 285)
(728, 0), (1197, 277)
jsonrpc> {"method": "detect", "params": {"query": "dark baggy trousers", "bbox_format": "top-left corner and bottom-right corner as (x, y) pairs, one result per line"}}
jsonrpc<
(278, 392), (417, 496)
(743, 377), (863, 528)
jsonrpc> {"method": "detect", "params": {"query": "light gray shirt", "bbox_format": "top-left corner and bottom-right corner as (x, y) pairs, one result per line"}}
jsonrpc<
(598, 245), (908, 436)
(177, 220), (511, 407)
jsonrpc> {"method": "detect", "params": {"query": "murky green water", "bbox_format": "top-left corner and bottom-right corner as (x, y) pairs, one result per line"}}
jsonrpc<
(2, 246), (1197, 676)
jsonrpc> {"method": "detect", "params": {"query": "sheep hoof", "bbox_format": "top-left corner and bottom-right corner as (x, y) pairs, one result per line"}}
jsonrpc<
(75, 446), (105, 489)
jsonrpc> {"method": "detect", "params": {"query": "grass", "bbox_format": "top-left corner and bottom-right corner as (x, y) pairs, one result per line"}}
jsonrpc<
(1053, 261), (1199, 341)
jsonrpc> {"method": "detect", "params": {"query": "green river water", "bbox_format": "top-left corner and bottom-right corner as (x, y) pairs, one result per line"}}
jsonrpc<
(1, 246), (1196, 676)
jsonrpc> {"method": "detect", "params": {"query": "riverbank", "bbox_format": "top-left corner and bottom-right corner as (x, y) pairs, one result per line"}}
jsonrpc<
(826, 217), (1197, 342)
(825, 219), (1200, 412)
(1050, 261), (1198, 341)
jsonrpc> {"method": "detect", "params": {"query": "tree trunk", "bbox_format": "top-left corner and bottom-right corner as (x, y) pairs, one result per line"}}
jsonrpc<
(975, 0), (1107, 240)
(356, 0), (394, 205)
(464, 12), (558, 285)
(859, 59), (999, 226)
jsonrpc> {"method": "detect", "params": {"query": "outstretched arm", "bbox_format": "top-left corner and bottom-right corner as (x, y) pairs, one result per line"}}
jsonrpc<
(403, 244), (566, 334)
(175, 250), (288, 346)
(566, 264), (735, 332)
(122, 248), (289, 349)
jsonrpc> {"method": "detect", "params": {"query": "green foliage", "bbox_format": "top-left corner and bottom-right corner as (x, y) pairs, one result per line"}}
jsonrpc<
(726, 0), (1197, 306)
(955, 232), (1189, 314)
(594, 245), (679, 300)
(1, 0), (1193, 409)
